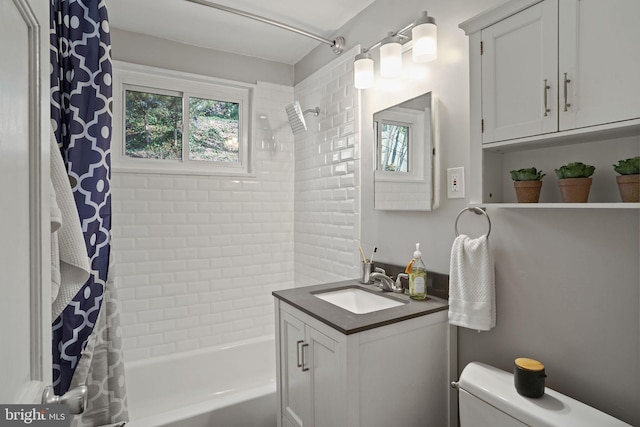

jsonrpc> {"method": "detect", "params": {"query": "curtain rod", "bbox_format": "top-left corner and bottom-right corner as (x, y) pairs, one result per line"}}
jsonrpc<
(185, 0), (345, 54)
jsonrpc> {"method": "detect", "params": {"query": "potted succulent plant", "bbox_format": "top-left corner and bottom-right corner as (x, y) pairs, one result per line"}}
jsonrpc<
(613, 156), (639, 202)
(555, 162), (595, 203)
(509, 167), (545, 203)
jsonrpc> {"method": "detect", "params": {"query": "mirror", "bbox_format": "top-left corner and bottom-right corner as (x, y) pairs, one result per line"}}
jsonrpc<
(373, 91), (440, 211)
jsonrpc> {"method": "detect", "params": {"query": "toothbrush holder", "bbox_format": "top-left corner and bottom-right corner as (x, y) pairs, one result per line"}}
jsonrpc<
(361, 261), (373, 284)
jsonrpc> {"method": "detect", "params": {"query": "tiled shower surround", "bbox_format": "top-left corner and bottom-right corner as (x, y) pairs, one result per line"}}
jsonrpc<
(113, 82), (295, 361)
(293, 49), (361, 287)
(113, 51), (361, 361)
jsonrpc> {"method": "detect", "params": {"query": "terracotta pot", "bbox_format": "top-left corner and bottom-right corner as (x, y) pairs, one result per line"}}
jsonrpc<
(616, 174), (640, 202)
(513, 180), (542, 203)
(558, 177), (592, 203)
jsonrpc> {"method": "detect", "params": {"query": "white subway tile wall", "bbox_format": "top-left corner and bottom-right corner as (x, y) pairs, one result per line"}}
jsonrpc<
(112, 82), (296, 361)
(113, 51), (362, 362)
(293, 48), (361, 286)
(374, 180), (433, 210)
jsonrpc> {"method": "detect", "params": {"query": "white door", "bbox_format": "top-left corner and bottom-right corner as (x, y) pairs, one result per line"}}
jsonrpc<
(558, 0), (640, 131)
(0, 0), (51, 404)
(481, 0), (558, 143)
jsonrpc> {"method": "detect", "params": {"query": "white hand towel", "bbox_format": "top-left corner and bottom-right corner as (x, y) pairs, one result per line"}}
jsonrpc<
(448, 234), (495, 331)
(50, 129), (91, 321)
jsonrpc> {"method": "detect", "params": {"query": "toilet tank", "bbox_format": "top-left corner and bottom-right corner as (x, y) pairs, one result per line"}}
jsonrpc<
(458, 362), (631, 427)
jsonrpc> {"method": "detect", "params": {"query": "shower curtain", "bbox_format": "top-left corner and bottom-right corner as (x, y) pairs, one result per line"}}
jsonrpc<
(50, 0), (128, 425)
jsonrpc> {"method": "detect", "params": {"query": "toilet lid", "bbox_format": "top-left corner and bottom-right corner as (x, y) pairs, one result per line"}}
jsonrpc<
(515, 357), (544, 371)
(458, 362), (632, 426)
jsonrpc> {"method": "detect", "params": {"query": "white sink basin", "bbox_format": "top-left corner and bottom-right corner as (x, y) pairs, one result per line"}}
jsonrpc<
(314, 287), (405, 314)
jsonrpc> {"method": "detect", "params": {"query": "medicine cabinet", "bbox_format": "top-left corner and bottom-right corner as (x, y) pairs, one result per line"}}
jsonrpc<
(373, 91), (440, 211)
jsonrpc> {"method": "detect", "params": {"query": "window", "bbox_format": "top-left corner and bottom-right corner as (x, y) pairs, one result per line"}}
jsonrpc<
(188, 97), (239, 163)
(125, 88), (183, 160)
(378, 121), (410, 172)
(113, 62), (252, 175)
(373, 103), (427, 183)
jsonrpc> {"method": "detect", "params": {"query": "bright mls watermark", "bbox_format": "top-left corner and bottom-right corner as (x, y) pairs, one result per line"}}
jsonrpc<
(0, 405), (69, 426)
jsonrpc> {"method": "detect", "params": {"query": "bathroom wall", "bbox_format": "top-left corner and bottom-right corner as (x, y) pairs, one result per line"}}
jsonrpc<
(292, 47), (361, 286)
(110, 32), (297, 361)
(298, 0), (486, 273)
(298, 0), (640, 425)
(111, 29), (293, 86)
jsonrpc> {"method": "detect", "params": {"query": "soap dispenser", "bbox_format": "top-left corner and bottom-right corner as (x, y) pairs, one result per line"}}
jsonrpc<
(408, 243), (427, 300)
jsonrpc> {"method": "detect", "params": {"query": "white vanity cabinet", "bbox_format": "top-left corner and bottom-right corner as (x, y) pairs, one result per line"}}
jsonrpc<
(476, 0), (640, 144)
(460, 0), (640, 206)
(278, 308), (342, 427)
(274, 297), (450, 427)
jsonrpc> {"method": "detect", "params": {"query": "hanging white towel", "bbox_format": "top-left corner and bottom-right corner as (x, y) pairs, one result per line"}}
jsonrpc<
(50, 129), (91, 321)
(448, 234), (496, 331)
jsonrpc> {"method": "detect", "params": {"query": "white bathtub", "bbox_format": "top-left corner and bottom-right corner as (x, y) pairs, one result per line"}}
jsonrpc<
(125, 336), (277, 427)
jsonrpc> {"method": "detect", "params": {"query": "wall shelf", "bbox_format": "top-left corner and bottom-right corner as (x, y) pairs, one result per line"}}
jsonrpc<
(482, 119), (640, 154)
(473, 203), (640, 209)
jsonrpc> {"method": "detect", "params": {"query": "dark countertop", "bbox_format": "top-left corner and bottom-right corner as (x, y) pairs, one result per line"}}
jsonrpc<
(273, 279), (449, 335)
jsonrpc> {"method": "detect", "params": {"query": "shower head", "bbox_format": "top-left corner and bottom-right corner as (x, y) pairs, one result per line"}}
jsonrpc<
(285, 101), (320, 135)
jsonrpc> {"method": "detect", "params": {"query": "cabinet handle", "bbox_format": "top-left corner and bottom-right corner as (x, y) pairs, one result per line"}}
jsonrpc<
(543, 79), (551, 117)
(296, 340), (304, 368)
(563, 72), (571, 112)
(301, 343), (309, 372)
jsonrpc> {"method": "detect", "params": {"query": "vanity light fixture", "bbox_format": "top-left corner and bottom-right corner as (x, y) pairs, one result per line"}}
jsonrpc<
(354, 11), (437, 90)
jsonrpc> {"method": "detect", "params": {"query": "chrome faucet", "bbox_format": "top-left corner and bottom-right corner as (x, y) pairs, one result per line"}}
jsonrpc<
(396, 273), (409, 293)
(370, 268), (404, 293)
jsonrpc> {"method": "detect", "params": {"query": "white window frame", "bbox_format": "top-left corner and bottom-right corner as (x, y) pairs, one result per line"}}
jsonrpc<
(374, 107), (426, 183)
(112, 61), (253, 176)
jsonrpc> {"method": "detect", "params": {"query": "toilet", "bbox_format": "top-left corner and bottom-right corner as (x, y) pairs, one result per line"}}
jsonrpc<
(456, 362), (631, 426)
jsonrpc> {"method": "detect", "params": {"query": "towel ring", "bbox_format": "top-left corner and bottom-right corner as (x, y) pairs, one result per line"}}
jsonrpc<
(454, 207), (491, 237)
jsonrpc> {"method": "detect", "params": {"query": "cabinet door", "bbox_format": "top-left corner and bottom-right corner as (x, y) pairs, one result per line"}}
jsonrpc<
(481, 0), (558, 143)
(307, 327), (341, 427)
(559, 0), (640, 130)
(280, 311), (309, 427)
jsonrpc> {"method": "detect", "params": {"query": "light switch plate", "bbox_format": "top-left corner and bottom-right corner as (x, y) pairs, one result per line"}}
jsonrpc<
(447, 167), (465, 199)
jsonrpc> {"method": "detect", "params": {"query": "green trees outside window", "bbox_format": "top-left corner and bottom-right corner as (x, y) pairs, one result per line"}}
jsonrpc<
(125, 89), (240, 163)
(189, 97), (239, 162)
(125, 90), (182, 160)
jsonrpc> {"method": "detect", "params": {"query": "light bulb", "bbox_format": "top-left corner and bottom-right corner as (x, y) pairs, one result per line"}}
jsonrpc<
(354, 52), (374, 89)
(412, 12), (437, 63)
(380, 34), (402, 78)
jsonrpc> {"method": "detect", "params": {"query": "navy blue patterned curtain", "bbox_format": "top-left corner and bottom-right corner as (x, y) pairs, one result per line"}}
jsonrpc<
(50, 0), (112, 395)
